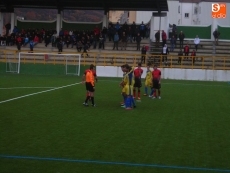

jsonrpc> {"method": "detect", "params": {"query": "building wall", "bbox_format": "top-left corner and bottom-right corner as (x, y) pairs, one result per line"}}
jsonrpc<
(135, 11), (152, 24)
(96, 66), (230, 82)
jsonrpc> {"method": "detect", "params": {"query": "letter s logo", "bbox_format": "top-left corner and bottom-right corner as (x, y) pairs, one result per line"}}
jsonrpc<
(212, 3), (220, 12)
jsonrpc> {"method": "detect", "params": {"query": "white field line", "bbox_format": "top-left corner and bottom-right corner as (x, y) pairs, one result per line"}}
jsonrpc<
(0, 87), (57, 90)
(0, 82), (82, 104)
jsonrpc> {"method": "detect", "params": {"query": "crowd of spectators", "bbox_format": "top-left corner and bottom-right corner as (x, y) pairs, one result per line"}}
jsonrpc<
(0, 21), (150, 54)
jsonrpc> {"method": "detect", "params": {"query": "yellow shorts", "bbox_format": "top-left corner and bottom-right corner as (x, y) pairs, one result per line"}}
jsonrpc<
(145, 80), (152, 87)
(124, 85), (133, 95)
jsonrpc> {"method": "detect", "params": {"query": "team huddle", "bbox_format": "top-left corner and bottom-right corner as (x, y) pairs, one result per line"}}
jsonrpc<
(120, 63), (161, 110)
(82, 63), (161, 109)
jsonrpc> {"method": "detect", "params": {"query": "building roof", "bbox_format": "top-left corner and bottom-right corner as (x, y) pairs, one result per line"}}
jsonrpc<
(0, 0), (168, 12)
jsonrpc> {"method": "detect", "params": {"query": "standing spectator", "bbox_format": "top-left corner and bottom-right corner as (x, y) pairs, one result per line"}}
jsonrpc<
(141, 45), (147, 64)
(98, 34), (105, 49)
(120, 32), (127, 50)
(108, 24), (115, 41)
(161, 30), (167, 47)
(155, 30), (160, 47)
(29, 40), (34, 52)
(194, 35), (200, 51)
(16, 35), (22, 51)
(161, 44), (169, 65)
(184, 44), (190, 60)
(136, 33), (142, 51)
(93, 25), (100, 38)
(5, 23), (11, 36)
(6, 34), (11, 46)
(170, 35), (176, 52)
(140, 21), (146, 39)
(178, 49), (183, 64)
(45, 35), (50, 47)
(113, 32), (119, 50)
(102, 26), (108, 41)
(213, 29), (220, 45)
(191, 49), (196, 64)
(179, 31), (185, 48)
(57, 39), (63, 53)
(59, 28), (64, 39)
(131, 21), (136, 42)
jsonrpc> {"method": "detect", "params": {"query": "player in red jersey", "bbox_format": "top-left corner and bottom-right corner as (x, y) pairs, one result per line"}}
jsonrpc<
(151, 64), (161, 99)
(82, 64), (97, 99)
(133, 63), (143, 100)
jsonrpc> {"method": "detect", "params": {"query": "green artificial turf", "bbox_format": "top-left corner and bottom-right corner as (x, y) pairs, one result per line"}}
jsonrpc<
(0, 74), (230, 173)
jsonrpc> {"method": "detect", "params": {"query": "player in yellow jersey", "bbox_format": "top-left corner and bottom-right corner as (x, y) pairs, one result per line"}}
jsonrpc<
(143, 63), (153, 96)
(122, 64), (136, 109)
(120, 65), (127, 106)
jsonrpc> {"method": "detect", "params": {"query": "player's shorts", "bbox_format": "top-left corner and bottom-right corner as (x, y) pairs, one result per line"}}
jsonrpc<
(152, 79), (161, 89)
(85, 82), (95, 92)
(124, 85), (133, 96)
(134, 77), (142, 88)
(145, 80), (152, 87)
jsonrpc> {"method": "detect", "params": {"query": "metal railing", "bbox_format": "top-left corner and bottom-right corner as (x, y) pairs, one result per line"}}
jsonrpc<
(0, 50), (230, 70)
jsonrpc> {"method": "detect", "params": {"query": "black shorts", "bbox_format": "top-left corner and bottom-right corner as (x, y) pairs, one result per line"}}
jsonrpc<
(152, 79), (161, 89)
(85, 82), (95, 92)
(134, 77), (142, 88)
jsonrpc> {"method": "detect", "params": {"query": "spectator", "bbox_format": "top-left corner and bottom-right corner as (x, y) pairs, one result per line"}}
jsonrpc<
(184, 44), (190, 60)
(120, 32), (127, 50)
(5, 23), (11, 36)
(178, 49), (183, 64)
(29, 40), (34, 52)
(98, 34), (105, 49)
(23, 36), (29, 46)
(213, 29), (220, 45)
(113, 32), (119, 50)
(16, 35), (22, 51)
(161, 44), (169, 65)
(45, 35), (50, 47)
(161, 30), (167, 47)
(191, 49), (196, 64)
(155, 30), (160, 47)
(140, 21), (146, 39)
(102, 26), (108, 41)
(194, 35), (200, 51)
(57, 39), (63, 53)
(179, 31), (185, 48)
(170, 35), (176, 52)
(141, 45), (147, 64)
(131, 21), (136, 42)
(33, 35), (39, 46)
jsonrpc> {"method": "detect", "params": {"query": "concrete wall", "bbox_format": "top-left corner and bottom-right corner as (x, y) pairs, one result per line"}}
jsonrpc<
(96, 66), (230, 82)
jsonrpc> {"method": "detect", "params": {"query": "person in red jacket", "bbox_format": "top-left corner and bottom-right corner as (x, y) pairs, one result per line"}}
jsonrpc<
(161, 30), (167, 47)
(191, 49), (196, 65)
(184, 44), (190, 60)
(16, 35), (22, 51)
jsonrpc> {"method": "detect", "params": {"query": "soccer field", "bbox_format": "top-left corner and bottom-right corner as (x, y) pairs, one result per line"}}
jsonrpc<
(0, 74), (230, 173)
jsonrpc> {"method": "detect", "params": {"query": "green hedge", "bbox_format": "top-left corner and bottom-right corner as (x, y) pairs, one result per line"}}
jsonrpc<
(17, 20), (57, 30)
(218, 25), (230, 40)
(177, 25), (211, 39)
(62, 21), (103, 30)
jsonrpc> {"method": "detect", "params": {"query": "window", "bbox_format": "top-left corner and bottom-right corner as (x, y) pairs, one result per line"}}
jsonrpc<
(185, 13), (189, 18)
(178, 6), (180, 13)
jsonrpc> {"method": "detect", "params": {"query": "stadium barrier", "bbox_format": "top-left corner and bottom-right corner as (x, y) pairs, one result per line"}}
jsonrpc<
(0, 50), (230, 70)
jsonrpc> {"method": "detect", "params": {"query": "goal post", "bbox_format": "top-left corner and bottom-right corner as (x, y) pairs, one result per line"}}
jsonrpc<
(18, 52), (81, 75)
(5, 53), (18, 73)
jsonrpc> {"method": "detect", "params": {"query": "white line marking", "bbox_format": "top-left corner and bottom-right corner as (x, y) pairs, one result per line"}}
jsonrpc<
(0, 82), (81, 104)
(0, 87), (57, 90)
